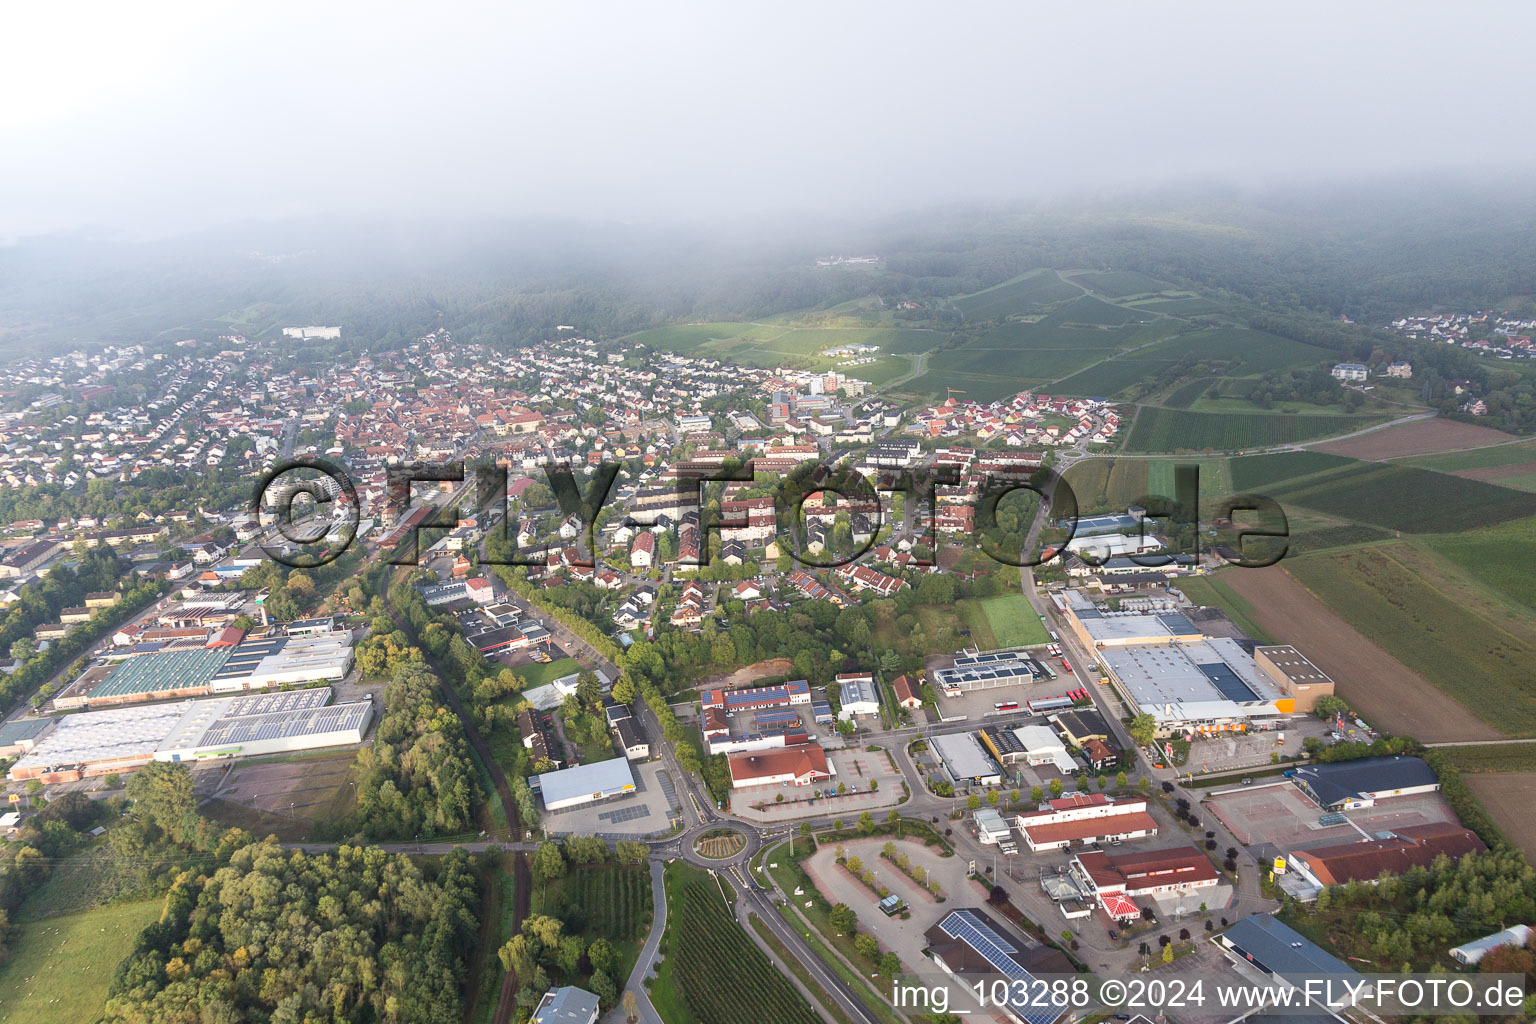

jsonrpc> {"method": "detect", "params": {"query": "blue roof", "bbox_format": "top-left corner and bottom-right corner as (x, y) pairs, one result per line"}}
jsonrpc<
(1221, 915), (1358, 978)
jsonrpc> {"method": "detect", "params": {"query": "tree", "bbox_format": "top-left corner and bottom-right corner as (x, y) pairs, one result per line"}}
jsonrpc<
(1314, 695), (1349, 720)
(1049, 778), (1064, 798)
(1128, 713), (1157, 747)
(1162, 943), (1175, 964)
(858, 811), (875, 834)
(854, 933), (880, 960)
(532, 840), (566, 883)
(1115, 771), (1128, 788)
(830, 903), (857, 934)
(966, 794), (981, 811)
(1031, 785), (1044, 802)
(623, 990), (640, 1023)
(879, 952), (902, 976)
(587, 937), (618, 976)
(615, 840), (648, 865)
(125, 761), (197, 844)
(556, 934), (586, 975)
(9, 638), (35, 661)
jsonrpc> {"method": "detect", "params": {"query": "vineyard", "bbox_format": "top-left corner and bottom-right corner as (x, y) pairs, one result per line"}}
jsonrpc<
(1123, 408), (1369, 452)
(1227, 450), (1355, 492)
(1269, 463), (1536, 533)
(665, 864), (821, 1024)
(554, 865), (651, 941)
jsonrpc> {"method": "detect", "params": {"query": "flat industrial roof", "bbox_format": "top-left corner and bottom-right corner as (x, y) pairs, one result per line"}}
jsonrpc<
(1102, 638), (1282, 717)
(89, 646), (231, 699)
(536, 757), (635, 805)
(934, 651), (1041, 688)
(931, 732), (1000, 780)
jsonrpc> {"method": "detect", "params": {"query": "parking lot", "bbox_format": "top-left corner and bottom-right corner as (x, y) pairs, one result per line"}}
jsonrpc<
(1204, 781), (1457, 852)
(540, 760), (682, 838)
(1183, 718), (1333, 774)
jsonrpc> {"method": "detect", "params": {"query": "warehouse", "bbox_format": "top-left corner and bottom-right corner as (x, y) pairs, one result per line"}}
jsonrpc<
(156, 689), (372, 763)
(700, 679), (811, 711)
(209, 631), (354, 692)
(1098, 637), (1288, 735)
(1010, 725), (1080, 775)
(1253, 645), (1336, 713)
(535, 758), (637, 811)
(930, 732), (1003, 787)
(932, 651), (1044, 694)
(1216, 915), (1366, 1008)
(1059, 589), (1204, 649)
(1285, 822), (1483, 891)
(836, 677), (881, 719)
(0, 717), (54, 758)
(1288, 756), (1440, 811)
(1013, 793), (1158, 853)
(72, 646), (230, 707)
(9, 687), (372, 782)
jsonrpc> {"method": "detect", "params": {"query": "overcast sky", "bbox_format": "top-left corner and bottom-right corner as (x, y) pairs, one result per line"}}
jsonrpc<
(3, 1), (1533, 239)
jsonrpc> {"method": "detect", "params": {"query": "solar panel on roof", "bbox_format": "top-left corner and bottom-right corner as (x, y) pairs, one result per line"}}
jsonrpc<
(940, 910), (1058, 1024)
(1196, 663), (1258, 702)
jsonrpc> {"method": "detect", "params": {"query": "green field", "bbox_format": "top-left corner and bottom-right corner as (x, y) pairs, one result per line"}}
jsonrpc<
(1421, 516), (1536, 612)
(517, 656), (580, 691)
(1168, 574), (1276, 644)
(1286, 524), (1392, 554)
(1395, 440), (1536, 471)
(1053, 358), (1180, 398)
(1227, 451), (1357, 492)
(928, 344), (1104, 382)
(654, 863), (820, 1024)
(1061, 458), (1150, 512)
(1269, 463), (1536, 533)
(1130, 296), (1222, 315)
(1287, 545), (1536, 734)
(624, 322), (764, 352)
(901, 369), (1043, 402)
(1438, 743), (1536, 774)
(1073, 269), (1173, 297)
(1123, 408), (1370, 453)
(1141, 326), (1335, 376)
(739, 327), (940, 357)
(1049, 294), (1146, 327)
(952, 269), (1083, 320)
(1163, 377), (1216, 409)
(976, 593), (1050, 647)
(0, 898), (165, 1024)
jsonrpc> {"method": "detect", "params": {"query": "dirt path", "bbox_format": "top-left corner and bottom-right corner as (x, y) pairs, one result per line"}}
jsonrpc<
(1220, 565), (1502, 743)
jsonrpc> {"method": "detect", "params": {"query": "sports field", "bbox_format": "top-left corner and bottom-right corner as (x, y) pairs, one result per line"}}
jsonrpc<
(0, 898), (164, 1024)
(976, 593), (1049, 648)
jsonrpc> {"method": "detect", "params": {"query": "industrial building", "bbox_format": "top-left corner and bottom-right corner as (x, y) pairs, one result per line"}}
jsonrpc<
(700, 679), (811, 712)
(930, 732), (1003, 787)
(535, 758), (637, 811)
(1098, 638), (1288, 735)
(1058, 589), (1203, 649)
(1013, 793), (1158, 852)
(209, 631), (353, 691)
(1285, 822), (1483, 892)
(1253, 645), (1337, 713)
(53, 625), (355, 710)
(9, 687), (372, 782)
(1288, 756), (1440, 811)
(932, 651), (1046, 694)
(1216, 915), (1366, 1008)
(836, 676), (880, 719)
(0, 717), (54, 758)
